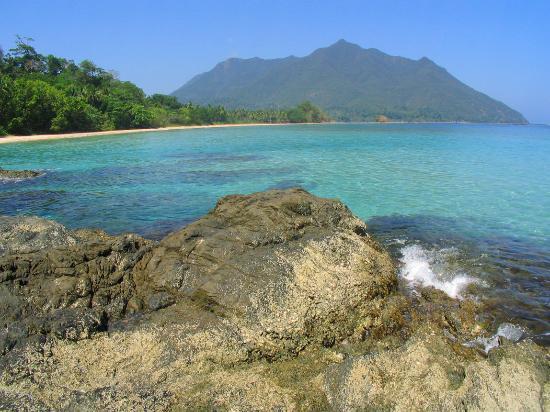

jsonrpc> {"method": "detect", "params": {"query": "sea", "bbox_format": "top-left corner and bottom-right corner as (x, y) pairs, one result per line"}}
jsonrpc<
(1, 123), (548, 341)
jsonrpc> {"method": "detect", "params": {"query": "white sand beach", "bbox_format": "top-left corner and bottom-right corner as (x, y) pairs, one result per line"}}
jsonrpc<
(0, 123), (294, 145)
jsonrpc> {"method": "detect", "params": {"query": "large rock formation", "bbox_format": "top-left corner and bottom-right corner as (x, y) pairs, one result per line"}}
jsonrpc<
(132, 189), (397, 357)
(0, 189), (547, 410)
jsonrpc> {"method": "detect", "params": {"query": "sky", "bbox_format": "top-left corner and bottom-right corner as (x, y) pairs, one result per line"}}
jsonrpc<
(1, 0), (549, 124)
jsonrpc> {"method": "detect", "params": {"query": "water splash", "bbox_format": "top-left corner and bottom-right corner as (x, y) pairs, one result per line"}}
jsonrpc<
(463, 323), (525, 353)
(399, 244), (476, 299)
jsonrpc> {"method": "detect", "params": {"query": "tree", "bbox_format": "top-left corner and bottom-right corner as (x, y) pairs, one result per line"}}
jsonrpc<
(7, 35), (45, 74)
(7, 79), (62, 134)
(147, 94), (182, 109)
(287, 101), (327, 123)
(0, 75), (14, 135)
(0, 36), (329, 136)
(129, 104), (154, 128)
(51, 96), (102, 132)
(46, 55), (69, 76)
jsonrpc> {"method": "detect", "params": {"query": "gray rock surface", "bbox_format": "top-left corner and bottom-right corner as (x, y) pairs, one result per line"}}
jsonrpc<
(0, 189), (547, 410)
(0, 220), (153, 356)
(0, 216), (78, 256)
(132, 188), (397, 356)
(0, 189), (396, 357)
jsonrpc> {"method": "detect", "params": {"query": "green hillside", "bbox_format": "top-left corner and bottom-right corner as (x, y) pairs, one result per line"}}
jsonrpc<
(0, 37), (327, 136)
(172, 40), (526, 123)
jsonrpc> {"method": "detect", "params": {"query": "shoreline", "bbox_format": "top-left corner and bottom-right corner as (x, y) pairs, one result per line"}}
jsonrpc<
(0, 121), (533, 145)
(0, 123), (299, 145)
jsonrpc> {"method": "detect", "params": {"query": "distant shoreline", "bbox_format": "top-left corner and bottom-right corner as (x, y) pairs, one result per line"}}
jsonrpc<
(0, 121), (533, 145)
(350, 121), (530, 125)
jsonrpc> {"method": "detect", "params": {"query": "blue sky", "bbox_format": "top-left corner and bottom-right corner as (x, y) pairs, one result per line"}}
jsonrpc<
(1, 0), (549, 123)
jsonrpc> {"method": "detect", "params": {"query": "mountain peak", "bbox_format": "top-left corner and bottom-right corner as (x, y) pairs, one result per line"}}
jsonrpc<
(418, 56), (434, 64)
(328, 39), (361, 49)
(172, 42), (526, 124)
(333, 39), (353, 45)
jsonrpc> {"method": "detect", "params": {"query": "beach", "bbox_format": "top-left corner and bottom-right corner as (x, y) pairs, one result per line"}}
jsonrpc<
(0, 123), (293, 145)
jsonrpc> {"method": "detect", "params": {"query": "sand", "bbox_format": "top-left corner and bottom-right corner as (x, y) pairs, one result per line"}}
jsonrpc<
(0, 123), (295, 145)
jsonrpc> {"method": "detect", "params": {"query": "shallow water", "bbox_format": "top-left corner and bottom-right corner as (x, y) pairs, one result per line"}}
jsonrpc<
(1, 123), (549, 336)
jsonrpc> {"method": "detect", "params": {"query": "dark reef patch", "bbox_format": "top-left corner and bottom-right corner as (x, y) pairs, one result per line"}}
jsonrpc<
(0, 168), (42, 181)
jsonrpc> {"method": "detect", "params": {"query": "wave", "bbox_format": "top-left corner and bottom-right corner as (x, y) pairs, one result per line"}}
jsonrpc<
(398, 244), (476, 299)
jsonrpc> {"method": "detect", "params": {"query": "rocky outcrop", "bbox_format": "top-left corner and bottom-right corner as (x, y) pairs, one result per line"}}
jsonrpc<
(0, 189), (547, 410)
(0, 216), (78, 255)
(131, 188), (397, 357)
(0, 189), (397, 357)
(0, 168), (42, 180)
(0, 215), (154, 356)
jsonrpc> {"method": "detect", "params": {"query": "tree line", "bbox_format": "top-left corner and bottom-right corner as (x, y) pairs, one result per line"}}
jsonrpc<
(0, 37), (329, 136)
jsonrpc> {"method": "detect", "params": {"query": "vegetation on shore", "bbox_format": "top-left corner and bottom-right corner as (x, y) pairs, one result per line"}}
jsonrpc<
(0, 37), (329, 136)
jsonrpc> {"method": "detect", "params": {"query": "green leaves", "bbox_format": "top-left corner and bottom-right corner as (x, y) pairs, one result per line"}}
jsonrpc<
(147, 94), (182, 110)
(0, 36), (329, 137)
(51, 96), (103, 133)
(286, 101), (328, 123)
(6, 79), (61, 134)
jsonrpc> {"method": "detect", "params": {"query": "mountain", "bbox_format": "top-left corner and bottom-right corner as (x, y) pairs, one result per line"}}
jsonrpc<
(172, 40), (526, 123)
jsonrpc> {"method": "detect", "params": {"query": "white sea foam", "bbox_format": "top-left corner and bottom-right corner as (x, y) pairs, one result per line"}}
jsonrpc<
(391, 238), (407, 245)
(463, 323), (525, 353)
(399, 244), (476, 299)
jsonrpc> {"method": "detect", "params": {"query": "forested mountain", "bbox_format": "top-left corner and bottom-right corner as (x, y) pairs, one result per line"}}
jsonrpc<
(172, 40), (526, 123)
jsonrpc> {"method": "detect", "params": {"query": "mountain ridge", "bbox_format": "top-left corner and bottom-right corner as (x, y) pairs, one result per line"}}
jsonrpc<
(172, 40), (527, 123)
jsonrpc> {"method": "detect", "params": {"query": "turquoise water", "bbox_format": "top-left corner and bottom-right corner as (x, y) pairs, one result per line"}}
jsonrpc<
(1, 124), (549, 337)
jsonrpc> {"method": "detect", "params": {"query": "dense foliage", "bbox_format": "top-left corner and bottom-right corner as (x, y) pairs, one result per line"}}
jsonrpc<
(0, 37), (328, 136)
(173, 39), (527, 123)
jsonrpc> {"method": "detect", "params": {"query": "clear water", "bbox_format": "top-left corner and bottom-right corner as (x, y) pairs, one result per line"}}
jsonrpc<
(1, 124), (549, 337)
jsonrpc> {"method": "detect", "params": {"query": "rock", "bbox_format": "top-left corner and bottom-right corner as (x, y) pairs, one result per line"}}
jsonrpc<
(133, 188), (397, 356)
(0, 216), (78, 256)
(49, 308), (107, 341)
(147, 292), (175, 311)
(0, 218), (154, 352)
(0, 189), (396, 355)
(0, 167), (42, 180)
(0, 189), (547, 410)
(322, 326), (548, 411)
